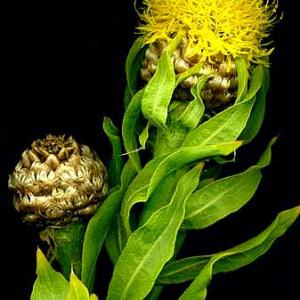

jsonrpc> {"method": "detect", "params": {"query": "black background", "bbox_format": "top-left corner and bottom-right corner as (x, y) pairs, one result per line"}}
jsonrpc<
(1, 1), (299, 299)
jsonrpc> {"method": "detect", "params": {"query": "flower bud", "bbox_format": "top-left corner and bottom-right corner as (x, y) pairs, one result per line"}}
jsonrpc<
(137, 0), (279, 109)
(8, 134), (108, 226)
(141, 40), (238, 109)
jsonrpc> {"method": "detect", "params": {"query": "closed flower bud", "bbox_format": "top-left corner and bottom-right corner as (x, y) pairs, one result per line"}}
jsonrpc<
(8, 134), (108, 226)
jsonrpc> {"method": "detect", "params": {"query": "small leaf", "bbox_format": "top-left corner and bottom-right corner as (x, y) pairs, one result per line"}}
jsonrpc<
(182, 138), (275, 230)
(242, 64), (264, 103)
(121, 141), (242, 236)
(235, 57), (249, 103)
(183, 98), (254, 147)
(122, 89), (144, 172)
(30, 248), (69, 300)
(107, 165), (203, 300)
(141, 50), (176, 128)
(124, 84), (132, 109)
(240, 67), (269, 143)
(103, 117), (123, 187)
(65, 271), (90, 300)
(175, 63), (203, 87)
(81, 161), (137, 291)
(177, 76), (207, 130)
(126, 37), (145, 95)
(139, 122), (151, 149)
(158, 206), (300, 284)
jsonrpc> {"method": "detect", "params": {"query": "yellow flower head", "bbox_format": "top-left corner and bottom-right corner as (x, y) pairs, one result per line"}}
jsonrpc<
(137, 0), (279, 64)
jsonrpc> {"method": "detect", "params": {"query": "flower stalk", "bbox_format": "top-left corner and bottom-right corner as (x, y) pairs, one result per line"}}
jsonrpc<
(9, 134), (108, 278)
(40, 221), (86, 278)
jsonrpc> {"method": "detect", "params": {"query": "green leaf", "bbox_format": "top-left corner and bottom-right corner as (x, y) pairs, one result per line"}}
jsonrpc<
(182, 138), (275, 230)
(122, 89), (144, 172)
(145, 285), (164, 300)
(30, 248), (69, 300)
(235, 57), (249, 103)
(81, 160), (137, 291)
(105, 213), (127, 265)
(175, 63), (203, 87)
(124, 84), (132, 110)
(141, 50), (176, 128)
(177, 76), (207, 130)
(107, 165), (203, 300)
(103, 117), (123, 187)
(240, 67), (269, 143)
(153, 121), (188, 158)
(139, 170), (184, 226)
(183, 98), (254, 147)
(121, 141), (242, 236)
(82, 189), (123, 291)
(158, 206), (300, 284)
(178, 255), (224, 300)
(65, 271), (90, 300)
(242, 64), (264, 103)
(139, 122), (151, 149)
(126, 37), (145, 95)
(105, 160), (138, 264)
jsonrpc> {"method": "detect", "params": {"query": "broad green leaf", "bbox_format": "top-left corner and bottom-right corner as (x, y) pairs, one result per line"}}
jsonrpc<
(235, 57), (249, 103)
(145, 232), (187, 300)
(139, 170), (184, 226)
(126, 37), (145, 95)
(177, 76), (207, 130)
(122, 89), (144, 172)
(158, 206), (300, 284)
(148, 141), (241, 197)
(107, 165), (202, 300)
(182, 138), (275, 230)
(141, 50), (176, 128)
(183, 98), (254, 147)
(103, 117), (123, 187)
(121, 141), (242, 236)
(65, 271), (90, 300)
(82, 160), (136, 291)
(153, 121), (188, 157)
(30, 248), (69, 300)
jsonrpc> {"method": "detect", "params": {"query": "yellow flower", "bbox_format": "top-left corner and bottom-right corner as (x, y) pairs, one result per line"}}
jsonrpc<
(137, 0), (279, 64)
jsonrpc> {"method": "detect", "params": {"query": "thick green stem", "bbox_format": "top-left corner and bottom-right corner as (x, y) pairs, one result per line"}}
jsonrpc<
(41, 221), (87, 279)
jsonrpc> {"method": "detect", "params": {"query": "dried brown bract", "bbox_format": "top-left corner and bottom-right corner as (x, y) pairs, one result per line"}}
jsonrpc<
(8, 134), (108, 226)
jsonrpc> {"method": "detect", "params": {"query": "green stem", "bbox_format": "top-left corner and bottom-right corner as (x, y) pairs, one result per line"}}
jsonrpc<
(42, 221), (87, 279)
